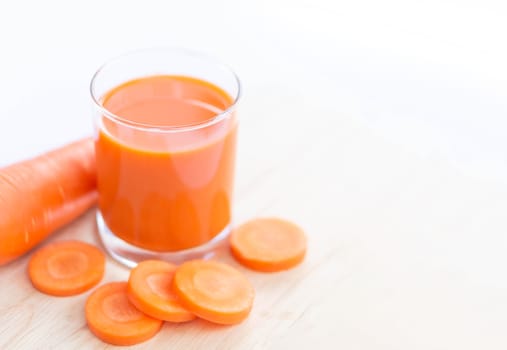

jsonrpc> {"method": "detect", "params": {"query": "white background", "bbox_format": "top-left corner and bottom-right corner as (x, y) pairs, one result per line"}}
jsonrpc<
(1, 0), (506, 182)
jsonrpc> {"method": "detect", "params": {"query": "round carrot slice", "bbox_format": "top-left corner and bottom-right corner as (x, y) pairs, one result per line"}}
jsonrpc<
(127, 260), (196, 323)
(230, 218), (307, 272)
(86, 282), (163, 346)
(173, 260), (254, 325)
(28, 240), (105, 296)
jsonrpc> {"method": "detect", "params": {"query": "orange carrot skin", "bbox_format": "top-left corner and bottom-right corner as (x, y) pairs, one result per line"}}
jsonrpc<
(0, 138), (97, 266)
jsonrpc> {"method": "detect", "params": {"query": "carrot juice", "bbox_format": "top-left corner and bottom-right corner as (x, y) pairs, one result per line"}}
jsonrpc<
(94, 75), (237, 253)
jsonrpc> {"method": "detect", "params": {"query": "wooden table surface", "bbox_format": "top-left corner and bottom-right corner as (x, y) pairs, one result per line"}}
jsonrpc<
(1, 89), (507, 349)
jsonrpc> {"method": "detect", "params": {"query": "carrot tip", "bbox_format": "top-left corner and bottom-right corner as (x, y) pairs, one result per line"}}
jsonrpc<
(0, 138), (96, 266)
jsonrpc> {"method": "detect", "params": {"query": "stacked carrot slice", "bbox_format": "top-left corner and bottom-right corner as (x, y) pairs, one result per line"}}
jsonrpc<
(27, 217), (307, 345)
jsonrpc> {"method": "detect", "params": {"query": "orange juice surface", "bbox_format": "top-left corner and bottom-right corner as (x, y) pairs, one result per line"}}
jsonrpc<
(95, 75), (237, 252)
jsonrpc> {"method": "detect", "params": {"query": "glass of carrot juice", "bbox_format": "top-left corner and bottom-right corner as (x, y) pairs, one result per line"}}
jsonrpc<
(90, 48), (240, 267)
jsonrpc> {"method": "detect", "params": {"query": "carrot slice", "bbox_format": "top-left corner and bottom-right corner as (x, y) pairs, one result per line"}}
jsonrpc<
(86, 282), (163, 346)
(0, 138), (96, 266)
(28, 240), (105, 296)
(173, 260), (254, 325)
(230, 218), (307, 272)
(127, 260), (196, 323)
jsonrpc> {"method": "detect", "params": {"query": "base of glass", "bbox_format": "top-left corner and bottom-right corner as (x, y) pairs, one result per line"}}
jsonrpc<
(95, 210), (230, 268)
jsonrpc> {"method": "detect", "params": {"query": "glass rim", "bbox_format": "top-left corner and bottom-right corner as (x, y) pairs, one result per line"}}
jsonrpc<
(89, 47), (241, 133)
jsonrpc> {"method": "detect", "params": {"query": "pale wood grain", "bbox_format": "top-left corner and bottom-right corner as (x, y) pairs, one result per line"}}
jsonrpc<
(1, 91), (507, 350)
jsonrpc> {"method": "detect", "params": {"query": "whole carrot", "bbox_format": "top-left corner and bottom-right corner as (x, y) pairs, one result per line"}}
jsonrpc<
(0, 138), (97, 266)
